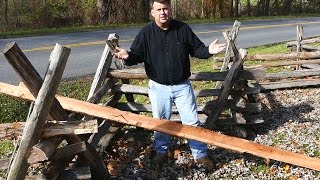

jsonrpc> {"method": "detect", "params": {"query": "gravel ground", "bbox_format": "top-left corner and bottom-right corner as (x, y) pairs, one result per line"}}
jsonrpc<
(105, 87), (320, 179)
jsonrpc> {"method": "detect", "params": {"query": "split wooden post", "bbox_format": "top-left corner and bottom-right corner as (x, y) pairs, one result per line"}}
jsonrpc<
(205, 43), (248, 129)
(87, 33), (119, 99)
(215, 20), (241, 89)
(6, 43), (70, 180)
(86, 33), (126, 153)
(296, 25), (304, 70)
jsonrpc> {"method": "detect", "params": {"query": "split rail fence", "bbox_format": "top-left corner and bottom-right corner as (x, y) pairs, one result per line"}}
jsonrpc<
(1, 23), (320, 179)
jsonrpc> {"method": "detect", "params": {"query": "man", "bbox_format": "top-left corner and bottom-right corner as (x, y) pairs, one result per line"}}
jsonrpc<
(114, 0), (225, 168)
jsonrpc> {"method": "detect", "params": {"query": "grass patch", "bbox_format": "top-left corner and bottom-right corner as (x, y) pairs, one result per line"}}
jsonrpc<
(0, 140), (14, 159)
(0, 95), (30, 123)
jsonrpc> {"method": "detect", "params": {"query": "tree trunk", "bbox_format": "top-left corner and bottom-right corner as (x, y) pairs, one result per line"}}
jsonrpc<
(265, 0), (270, 16)
(235, 0), (239, 17)
(246, 0), (251, 16)
(4, 0), (8, 24)
(230, 0), (234, 17)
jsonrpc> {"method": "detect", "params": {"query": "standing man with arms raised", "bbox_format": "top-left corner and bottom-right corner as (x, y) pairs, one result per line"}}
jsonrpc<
(114, 0), (225, 168)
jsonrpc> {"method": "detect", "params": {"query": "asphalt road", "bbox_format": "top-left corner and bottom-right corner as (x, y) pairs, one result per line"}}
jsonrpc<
(1, 17), (320, 85)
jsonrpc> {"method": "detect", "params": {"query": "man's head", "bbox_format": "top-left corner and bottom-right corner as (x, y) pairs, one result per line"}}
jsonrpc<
(150, 0), (171, 29)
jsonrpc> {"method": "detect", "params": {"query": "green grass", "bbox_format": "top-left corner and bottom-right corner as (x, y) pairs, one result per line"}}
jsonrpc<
(0, 140), (14, 159)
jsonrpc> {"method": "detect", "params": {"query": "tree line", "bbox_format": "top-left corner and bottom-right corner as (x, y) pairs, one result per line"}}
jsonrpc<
(1, 0), (319, 32)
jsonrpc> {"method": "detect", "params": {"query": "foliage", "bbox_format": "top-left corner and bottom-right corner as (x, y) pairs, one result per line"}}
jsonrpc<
(1, 0), (320, 32)
(0, 95), (30, 123)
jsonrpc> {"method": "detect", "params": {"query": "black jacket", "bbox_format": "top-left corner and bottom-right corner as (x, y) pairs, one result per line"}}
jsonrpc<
(126, 19), (212, 85)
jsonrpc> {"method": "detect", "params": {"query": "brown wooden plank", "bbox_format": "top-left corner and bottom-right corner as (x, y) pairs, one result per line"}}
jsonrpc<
(1, 83), (320, 171)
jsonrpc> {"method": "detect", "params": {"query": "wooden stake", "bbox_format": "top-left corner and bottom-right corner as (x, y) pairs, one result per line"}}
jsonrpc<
(6, 43), (70, 180)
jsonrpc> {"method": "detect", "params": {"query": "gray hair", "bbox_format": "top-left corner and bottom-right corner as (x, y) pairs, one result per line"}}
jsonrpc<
(150, 0), (171, 9)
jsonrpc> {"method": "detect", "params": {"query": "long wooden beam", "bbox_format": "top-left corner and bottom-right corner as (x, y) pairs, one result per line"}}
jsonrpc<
(0, 82), (320, 171)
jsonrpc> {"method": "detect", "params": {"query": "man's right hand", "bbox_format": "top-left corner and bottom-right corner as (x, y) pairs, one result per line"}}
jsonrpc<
(114, 47), (129, 60)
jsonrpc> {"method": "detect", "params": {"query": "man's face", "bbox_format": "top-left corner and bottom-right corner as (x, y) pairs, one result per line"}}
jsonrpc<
(151, 1), (171, 27)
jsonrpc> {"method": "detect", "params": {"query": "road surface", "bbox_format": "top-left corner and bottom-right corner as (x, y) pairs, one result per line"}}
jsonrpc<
(1, 17), (320, 84)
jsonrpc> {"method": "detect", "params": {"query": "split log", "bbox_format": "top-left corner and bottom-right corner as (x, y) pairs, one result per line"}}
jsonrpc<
(1, 83), (320, 171)
(0, 120), (98, 139)
(254, 79), (320, 91)
(265, 69), (320, 80)
(215, 59), (320, 69)
(85, 33), (122, 156)
(42, 120), (98, 138)
(301, 64), (320, 70)
(287, 37), (320, 47)
(109, 84), (260, 97)
(27, 136), (62, 164)
(107, 68), (266, 81)
(300, 45), (320, 52)
(87, 33), (117, 99)
(115, 101), (262, 114)
(7, 43), (70, 180)
(247, 51), (320, 61)
(50, 141), (87, 161)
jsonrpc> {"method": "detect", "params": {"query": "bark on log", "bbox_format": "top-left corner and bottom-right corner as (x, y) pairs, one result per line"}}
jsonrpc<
(27, 136), (62, 164)
(1, 83), (319, 171)
(50, 141), (87, 161)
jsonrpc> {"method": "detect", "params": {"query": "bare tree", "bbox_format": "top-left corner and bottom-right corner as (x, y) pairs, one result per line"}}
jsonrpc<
(246, 0), (251, 16)
(4, 0), (9, 24)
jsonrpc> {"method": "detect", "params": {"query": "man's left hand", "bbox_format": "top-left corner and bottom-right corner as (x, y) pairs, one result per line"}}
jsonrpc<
(209, 39), (226, 55)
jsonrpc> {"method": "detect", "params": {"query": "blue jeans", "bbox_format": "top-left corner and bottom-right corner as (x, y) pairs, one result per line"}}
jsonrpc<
(148, 79), (208, 160)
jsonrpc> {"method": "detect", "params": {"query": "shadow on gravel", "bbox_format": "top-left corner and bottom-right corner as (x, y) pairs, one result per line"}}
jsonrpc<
(252, 90), (315, 135)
